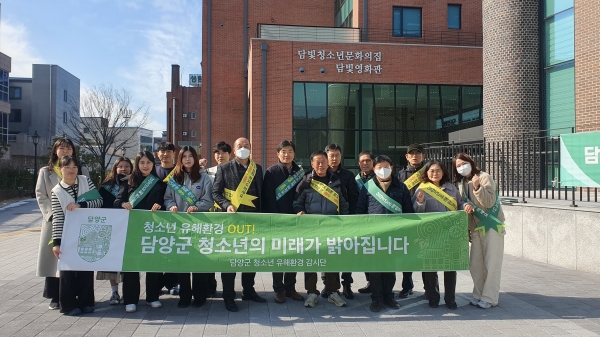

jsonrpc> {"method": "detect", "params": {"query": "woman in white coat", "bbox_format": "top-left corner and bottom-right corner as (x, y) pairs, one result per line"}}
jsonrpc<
(35, 138), (89, 310)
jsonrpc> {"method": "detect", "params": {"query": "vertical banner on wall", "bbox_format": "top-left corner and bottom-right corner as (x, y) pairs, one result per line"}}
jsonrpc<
(560, 131), (600, 187)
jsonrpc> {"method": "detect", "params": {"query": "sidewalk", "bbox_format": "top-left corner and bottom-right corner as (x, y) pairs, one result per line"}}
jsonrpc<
(0, 210), (599, 336)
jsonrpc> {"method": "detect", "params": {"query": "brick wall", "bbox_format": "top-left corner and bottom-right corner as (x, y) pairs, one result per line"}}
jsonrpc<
(166, 66), (202, 154)
(482, 0), (540, 142)
(249, 39), (482, 165)
(575, 0), (600, 132)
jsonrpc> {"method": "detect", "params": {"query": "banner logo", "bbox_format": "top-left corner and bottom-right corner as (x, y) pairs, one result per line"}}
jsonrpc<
(77, 224), (112, 262)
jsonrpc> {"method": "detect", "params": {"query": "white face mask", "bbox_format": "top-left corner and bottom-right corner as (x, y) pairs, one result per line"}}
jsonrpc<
(375, 167), (392, 180)
(235, 147), (250, 160)
(456, 163), (472, 177)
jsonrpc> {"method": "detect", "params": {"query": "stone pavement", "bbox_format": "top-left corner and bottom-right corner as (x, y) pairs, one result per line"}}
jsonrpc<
(1, 200), (600, 336)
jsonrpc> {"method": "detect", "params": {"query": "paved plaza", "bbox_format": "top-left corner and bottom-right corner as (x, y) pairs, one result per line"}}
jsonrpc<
(0, 199), (599, 336)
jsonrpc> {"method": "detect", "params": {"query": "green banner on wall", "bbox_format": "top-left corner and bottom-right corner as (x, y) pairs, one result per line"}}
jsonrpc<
(58, 209), (469, 273)
(560, 131), (600, 187)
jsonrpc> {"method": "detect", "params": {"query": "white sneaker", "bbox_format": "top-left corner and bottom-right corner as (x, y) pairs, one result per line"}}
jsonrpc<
(478, 300), (492, 309)
(170, 285), (180, 295)
(469, 298), (481, 306)
(327, 292), (347, 307)
(125, 304), (137, 313)
(147, 300), (162, 308)
(304, 293), (318, 308)
(109, 291), (121, 305)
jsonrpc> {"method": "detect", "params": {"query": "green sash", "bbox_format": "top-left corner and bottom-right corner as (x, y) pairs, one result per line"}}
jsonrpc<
(103, 184), (120, 197)
(275, 166), (304, 201)
(462, 183), (505, 235)
(355, 173), (366, 191)
(76, 188), (102, 203)
(167, 176), (198, 207)
(129, 175), (159, 208)
(365, 180), (402, 213)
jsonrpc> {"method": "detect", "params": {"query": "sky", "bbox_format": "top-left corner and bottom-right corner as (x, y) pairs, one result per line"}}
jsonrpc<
(0, 0), (202, 136)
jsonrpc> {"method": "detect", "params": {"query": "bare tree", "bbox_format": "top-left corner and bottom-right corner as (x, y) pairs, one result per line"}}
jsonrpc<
(61, 84), (150, 183)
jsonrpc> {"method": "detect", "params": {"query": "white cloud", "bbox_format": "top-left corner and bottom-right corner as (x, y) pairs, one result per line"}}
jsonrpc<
(0, 19), (43, 77)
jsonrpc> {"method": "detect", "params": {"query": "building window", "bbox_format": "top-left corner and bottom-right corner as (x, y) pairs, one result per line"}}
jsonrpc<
(0, 70), (8, 103)
(9, 109), (21, 123)
(9, 87), (21, 100)
(63, 111), (68, 123)
(448, 4), (461, 29)
(190, 130), (196, 138)
(393, 7), (422, 37)
(190, 112), (196, 120)
(64, 90), (68, 102)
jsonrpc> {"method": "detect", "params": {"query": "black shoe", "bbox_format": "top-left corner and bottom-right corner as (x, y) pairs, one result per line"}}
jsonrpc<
(446, 301), (457, 310)
(208, 288), (216, 298)
(383, 297), (400, 309)
(177, 300), (190, 308)
(429, 300), (439, 308)
(358, 283), (371, 294)
(241, 291), (266, 303)
(48, 301), (60, 310)
(192, 299), (206, 308)
(398, 288), (413, 298)
(370, 301), (381, 312)
(342, 284), (354, 300)
(65, 308), (82, 316)
(224, 299), (238, 312)
(320, 288), (329, 299)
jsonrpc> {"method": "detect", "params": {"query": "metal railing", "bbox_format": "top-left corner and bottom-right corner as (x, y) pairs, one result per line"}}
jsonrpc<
(256, 24), (483, 47)
(422, 133), (599, 206)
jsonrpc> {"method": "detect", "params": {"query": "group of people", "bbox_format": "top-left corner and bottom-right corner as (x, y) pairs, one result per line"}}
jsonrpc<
(35, 136), (505, 316)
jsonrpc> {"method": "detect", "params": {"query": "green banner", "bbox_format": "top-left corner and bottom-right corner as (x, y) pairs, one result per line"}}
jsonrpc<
(560, 132), (600, 187)
(59, 209), (469, 273)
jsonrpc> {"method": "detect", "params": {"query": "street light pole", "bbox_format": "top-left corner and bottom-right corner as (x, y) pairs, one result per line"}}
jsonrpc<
(32, 131), (40, 197)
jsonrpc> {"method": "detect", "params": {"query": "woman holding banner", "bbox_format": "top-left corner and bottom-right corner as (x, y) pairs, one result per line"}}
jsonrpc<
(355, 155), (414, 312)
(36, 138), (90, 310)
(97, 157), (133, 305)
(452, 153), (505, 309)
(50, 156), (103, 315)
(413, 160), (470, 310)
(164, 146), (213, 308)
(115, 151), (165, 313)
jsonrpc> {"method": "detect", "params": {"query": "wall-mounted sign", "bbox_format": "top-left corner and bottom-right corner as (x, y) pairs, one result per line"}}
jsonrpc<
(560, 131), (600, 187)
(189, 74), (202, 87)
(297, 49), (383, 74)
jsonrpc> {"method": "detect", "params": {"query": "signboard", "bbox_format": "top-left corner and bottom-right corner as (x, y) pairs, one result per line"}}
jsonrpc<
(560, 131), (600, 187)
(297, 49), (383, 74)
(58, 209), (469, 273)
(189, 74), (202, 87)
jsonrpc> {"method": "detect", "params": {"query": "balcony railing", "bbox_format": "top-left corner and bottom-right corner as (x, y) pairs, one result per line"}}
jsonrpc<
(257, 24), (483, 47)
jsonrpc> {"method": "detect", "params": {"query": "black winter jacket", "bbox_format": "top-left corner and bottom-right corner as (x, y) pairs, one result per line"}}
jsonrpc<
(99, 174), (129, 209)
(293, 170), (349, 215)
(397, 163), (425, 197)
(355, 175), (415, 215)
(113, 176), (166, 210)
(262, 161), (304, 214)
(212, 159), (263, 212)
(332, 165), (359, 214)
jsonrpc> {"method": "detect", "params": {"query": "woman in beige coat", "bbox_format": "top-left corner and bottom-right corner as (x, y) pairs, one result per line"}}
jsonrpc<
(35, 138), (89, 310)
(452, 153), (505, 309)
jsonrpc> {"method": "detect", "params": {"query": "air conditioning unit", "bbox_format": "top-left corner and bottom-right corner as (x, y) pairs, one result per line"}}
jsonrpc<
(182, 114), (188, 118)
(182, 132), (188, 136)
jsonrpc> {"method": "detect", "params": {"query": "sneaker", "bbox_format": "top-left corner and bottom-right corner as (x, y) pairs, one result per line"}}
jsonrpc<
(469, 298), (481, 306)
(65, 308), (82, 316)
(327, 292), (347, 307)
(109, 291), (121, 305)
(370, 300), (381, 312)
(48, 301), (60, 310)
(125, 304), (137, 313)
(170, 285), (180, 295)
(147, 300), (162, 308)
(478, 300), (492, 309)
(304, 293), (318, 308)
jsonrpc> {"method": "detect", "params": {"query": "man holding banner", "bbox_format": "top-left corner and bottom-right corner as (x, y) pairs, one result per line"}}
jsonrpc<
(262, 140), (306, 304)
(212, 137), (267, 312)
(355, 155), (414, 312)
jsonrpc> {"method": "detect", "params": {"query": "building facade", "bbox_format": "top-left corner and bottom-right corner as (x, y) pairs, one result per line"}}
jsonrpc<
(166, 64), (202, 153)
(201, 0), (483, 169)
(0, 52), (11, 146)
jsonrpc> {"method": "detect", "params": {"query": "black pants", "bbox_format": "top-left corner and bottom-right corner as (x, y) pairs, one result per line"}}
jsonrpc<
(221, 272), (255, 300)
(207, 272), (217, 292)
(321, 272), (353, 286)
(272, 272), (297, 292)
(122, 272), (161, 305)
(159, 272), (178, 290)
(43, 276), (60, 300)
(307, 272), (340, 294)
(364, 272), (370, 282)
(401, 272), (414, 291)
(370, 272), (396, 302)
(178, 273), (209, 303)
(422, 271), (456, 303)
(59, 271), (94, 313)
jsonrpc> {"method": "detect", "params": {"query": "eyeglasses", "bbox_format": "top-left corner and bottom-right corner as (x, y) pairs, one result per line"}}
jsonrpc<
(428, 169), (443, 174)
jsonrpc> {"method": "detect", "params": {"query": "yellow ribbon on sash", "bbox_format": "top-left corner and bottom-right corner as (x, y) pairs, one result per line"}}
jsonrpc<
(403, 167), (423, 191)
(53, 162), (62, 179)
(310, 179), (340, 214)
(162, 170), (175, 183)
(223, 160), (258, 209)
(419, 182), (458, 211)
